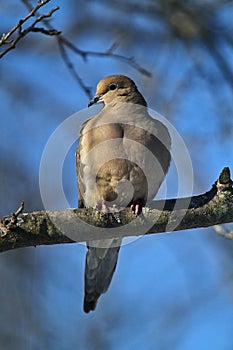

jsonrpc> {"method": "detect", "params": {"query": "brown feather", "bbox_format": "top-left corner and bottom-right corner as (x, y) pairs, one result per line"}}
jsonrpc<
(76, 75), (171, 312)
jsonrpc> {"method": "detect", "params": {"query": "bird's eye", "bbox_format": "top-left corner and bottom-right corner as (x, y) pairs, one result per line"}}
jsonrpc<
(108, 83), (117, 91)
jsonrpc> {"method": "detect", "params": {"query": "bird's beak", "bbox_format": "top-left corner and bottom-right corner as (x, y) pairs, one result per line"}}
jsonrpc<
(88, 94), (103, 107)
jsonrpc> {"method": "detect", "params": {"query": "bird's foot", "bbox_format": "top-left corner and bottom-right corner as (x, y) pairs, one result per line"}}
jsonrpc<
(130, 203), (140, 215)
(96, 202), (121, 223)
(101, 202), (108, 213)
(130, 200), (145, 215)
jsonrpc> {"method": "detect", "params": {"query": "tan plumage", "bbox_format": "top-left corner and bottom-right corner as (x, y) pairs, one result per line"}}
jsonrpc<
(76, 75), (171, 313)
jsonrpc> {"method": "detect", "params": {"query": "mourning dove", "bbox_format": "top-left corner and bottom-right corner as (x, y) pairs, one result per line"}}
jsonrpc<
(76, 74), (171, 313)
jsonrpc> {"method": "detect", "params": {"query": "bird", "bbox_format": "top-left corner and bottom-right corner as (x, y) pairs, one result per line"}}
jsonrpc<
(76, 74), (171, 313)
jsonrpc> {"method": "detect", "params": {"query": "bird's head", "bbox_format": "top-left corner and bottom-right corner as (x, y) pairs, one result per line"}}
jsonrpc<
(88, 75), (147, 107)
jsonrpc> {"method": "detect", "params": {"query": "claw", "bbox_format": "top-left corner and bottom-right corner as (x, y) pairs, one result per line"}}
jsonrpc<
(101, 202), (108, 213)
(135, 204), (140, 215)
(97, 201), (121, 223)
(130, 200), (144, 215)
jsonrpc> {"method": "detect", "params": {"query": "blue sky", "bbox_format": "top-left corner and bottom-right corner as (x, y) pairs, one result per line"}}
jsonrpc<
(1, 1), (233, 349)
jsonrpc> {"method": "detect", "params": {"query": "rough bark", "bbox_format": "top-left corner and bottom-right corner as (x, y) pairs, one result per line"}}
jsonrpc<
(0, 167), (232, 253)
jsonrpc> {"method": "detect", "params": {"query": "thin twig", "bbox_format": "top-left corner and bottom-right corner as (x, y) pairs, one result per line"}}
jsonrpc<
(57, 37), (93, 98)
(2, 0), (151, 96)
(59, 36), (152, 77)
(0, 2), (60, 58)
(21, 0), (152, 97)
(10, 201), (25, 225)
(56, 36), (151, 98)
(0, 0), (51, 45)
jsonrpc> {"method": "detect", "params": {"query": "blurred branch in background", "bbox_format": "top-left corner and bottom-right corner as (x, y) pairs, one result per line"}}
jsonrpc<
(158, 0), (233, 90)
(1, 2), (233, 348)
(100, 0), (233, 92)
(2, 0), (233, 101)
(56, 39), (151, 98)
(214, 224), (233, 240)
(0, 0), (151, 99)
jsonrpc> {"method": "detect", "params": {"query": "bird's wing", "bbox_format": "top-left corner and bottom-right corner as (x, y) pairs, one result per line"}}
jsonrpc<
(77, 115), (124, 313)
(76, 141), (84, 208)
(122, 114), (171, 202)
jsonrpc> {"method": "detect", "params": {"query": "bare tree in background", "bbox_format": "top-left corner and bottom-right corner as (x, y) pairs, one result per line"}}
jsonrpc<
(1, 1), (233, 349)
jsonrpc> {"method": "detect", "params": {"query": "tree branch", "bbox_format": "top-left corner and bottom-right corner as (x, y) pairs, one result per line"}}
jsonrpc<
(56, 37), (152, 99)
(1, 0), (151, 98)
(0, 167), (232, 253)
(0, 0), (60, 58)
(18, 0), (151, 99)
